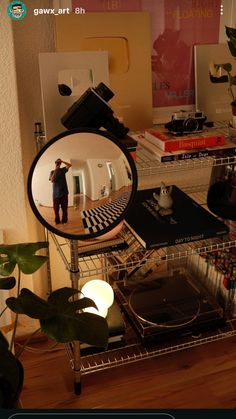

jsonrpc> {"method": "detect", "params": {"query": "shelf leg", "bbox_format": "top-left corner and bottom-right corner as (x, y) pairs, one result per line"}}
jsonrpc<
(69, 239), (82, 395)
(73, 341), (82, 395)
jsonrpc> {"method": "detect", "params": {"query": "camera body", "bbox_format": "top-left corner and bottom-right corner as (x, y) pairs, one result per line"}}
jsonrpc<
(61, 82), (129, 139)
(165, 110), (206, 135)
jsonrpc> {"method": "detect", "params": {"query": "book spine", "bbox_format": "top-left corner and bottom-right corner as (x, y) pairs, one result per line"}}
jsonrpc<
(160, 146), (236, 162)
(171, 227), (229, 247)
(78, 242), (128, 257)
(147, 225), (229, 249)
(145, 131), (225, 152)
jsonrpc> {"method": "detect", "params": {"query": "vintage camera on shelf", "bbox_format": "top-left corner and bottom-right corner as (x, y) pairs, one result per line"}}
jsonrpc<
(61, 82), (129, 139)
(165, 110), (207, 135)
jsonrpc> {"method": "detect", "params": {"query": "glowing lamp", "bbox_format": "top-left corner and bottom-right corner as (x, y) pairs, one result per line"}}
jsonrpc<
(81, 279), (114, 318)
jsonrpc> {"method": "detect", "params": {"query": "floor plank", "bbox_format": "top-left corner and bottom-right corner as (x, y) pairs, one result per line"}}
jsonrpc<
(19, 336), (236, 409)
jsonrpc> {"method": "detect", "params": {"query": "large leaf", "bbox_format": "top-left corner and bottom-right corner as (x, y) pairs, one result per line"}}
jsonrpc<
(6, 288), (55, 319)
(229, 75), (236, 86)
(0, 339), (20, 406)
(0, 242), (48, 276)
(214, 63), (232, 73)
(47, 287), (98, 311)
(226, 26), (236, 39)
(6, 287), (109, 347)
(0, 277), (16, 290)
(40, 312), (108, 347)
(227, 40), (236, 58)
(226, 26), (236, 58)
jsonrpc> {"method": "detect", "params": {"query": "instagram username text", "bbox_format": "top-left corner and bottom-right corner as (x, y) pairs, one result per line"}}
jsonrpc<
(33, 7), (85, 16)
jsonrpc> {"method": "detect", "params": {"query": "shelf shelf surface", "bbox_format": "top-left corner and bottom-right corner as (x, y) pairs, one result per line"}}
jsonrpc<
(76, 317), (236, 375)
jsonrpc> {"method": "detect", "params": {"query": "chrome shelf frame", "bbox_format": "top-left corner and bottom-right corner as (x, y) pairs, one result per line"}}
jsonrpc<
(65, 318), (236, 376)
(49, 185), (236, 280)
(136, 146), (236, 176)
(48, 146), (236, 387)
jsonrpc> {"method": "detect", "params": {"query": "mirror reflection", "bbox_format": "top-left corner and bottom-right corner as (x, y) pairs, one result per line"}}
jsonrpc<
(28, 129), (137, 239)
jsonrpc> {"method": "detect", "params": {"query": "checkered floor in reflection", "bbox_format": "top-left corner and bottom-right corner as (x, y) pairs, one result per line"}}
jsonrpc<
(81, 192), (130, 234)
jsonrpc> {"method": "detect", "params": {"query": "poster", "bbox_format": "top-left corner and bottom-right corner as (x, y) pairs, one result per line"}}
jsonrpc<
(72, 0), (221, 108)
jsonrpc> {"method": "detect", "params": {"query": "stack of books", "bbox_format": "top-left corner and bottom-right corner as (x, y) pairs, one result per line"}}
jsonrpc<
(78, 234), (128, 257)
(131, 127), (236, 162)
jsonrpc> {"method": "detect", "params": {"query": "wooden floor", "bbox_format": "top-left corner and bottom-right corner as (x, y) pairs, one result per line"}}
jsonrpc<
(37, 187), (131, 235)
(19, 336), (236, 409)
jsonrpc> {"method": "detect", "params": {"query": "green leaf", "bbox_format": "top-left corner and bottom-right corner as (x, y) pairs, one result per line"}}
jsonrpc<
(47, 287), (98, 312)
(0, 277), (16, 290)
(226, 26), (236, 43)
(0, 340), (20, 400)
(6, 288), (55, 319)
(6, 287), (109, 347)
(0, 331), (9, 350)
(229, 75), (236, 86)
(40, 312), (109, 347)
(0, 242), (48, 275)
(227, 40), (236, 58)
(215, 63), (232, 73)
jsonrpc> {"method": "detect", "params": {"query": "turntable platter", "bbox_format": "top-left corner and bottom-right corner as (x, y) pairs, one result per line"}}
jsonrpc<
(129, 276), (200, 328)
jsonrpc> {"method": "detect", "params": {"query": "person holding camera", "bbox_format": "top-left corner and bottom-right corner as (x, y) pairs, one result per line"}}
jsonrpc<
(49, 158), (72, 225)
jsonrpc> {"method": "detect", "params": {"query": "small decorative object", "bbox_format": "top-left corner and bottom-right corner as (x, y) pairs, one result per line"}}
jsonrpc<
(153, 182), (173, 216)
(210, 26), (236, 130)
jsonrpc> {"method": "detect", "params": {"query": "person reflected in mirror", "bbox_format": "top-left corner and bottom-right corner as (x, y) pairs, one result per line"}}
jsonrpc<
(49, 158), (72, 225)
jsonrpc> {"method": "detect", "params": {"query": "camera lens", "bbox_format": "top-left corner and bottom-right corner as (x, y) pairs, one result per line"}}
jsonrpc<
(94, 82), (114, 102)
(183, 118), (199, 132)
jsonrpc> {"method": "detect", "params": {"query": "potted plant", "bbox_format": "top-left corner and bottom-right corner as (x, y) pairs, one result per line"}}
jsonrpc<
(0, 241), (109, 408)
(211, 26), (236, 126)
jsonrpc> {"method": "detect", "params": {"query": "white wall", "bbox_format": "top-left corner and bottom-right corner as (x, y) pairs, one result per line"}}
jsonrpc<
(0, 0), (29, 244)
(11, 0), (56, 297)
(12, 0), (55, 241)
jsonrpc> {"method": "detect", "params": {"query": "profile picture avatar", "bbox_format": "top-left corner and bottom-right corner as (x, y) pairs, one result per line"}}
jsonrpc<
(7, 1), (27, 20)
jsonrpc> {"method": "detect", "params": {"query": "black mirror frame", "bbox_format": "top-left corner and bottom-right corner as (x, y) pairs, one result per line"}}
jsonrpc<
(27, 127), (138, 240)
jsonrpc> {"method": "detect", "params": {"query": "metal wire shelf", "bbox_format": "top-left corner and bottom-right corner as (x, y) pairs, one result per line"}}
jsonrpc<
(136, 146), (236, 176)
(49, 184), (236, 280)
(64, 249), (236, 376)
(135, 123), (236, 175)
(73, 318), (236, 375)
(49, 224), (236, 279)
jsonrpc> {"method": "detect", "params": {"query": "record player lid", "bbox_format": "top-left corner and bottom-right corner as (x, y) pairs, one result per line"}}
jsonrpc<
(129, 275), (201, 328)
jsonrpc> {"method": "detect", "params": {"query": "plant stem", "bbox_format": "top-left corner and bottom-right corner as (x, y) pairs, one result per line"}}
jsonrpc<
(0, 305), (8, 318)
(229, 82), (235, 102)
(15, 327), (41, 358)
(9, 265), (21, 352)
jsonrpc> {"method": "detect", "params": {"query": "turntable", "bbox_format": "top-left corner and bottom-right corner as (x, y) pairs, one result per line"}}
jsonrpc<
(115, 270), (225, 342)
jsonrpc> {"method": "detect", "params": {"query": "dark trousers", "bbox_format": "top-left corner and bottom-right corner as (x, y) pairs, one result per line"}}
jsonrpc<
(53, 195), (68, 224)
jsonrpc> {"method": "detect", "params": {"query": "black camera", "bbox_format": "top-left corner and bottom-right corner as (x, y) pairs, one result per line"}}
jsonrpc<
(165, 110), (207, 135)
(61, 82), (129, 139)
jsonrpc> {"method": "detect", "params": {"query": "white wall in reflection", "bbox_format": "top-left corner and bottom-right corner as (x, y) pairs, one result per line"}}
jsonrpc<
(31, 132), (132, 208)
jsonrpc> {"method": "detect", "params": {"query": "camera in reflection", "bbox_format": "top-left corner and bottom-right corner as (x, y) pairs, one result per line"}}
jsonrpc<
(61, 82), (129, 139)
(165, 110), (206, 135)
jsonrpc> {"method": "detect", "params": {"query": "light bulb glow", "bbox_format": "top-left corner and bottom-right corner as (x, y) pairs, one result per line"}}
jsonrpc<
(81, 279), (114, 318)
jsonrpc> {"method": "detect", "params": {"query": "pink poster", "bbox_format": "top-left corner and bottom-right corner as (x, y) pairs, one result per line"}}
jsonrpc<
(73, 0), (142, 11)
(72, 0), (221, 108)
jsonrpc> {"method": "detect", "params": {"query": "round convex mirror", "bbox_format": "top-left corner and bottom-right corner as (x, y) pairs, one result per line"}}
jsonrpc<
(27, 128), (137, 240)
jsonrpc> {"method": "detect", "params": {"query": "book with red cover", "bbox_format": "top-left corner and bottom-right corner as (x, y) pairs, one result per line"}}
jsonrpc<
(144, 128), (225, 152)
(132, 133), (236, 163)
